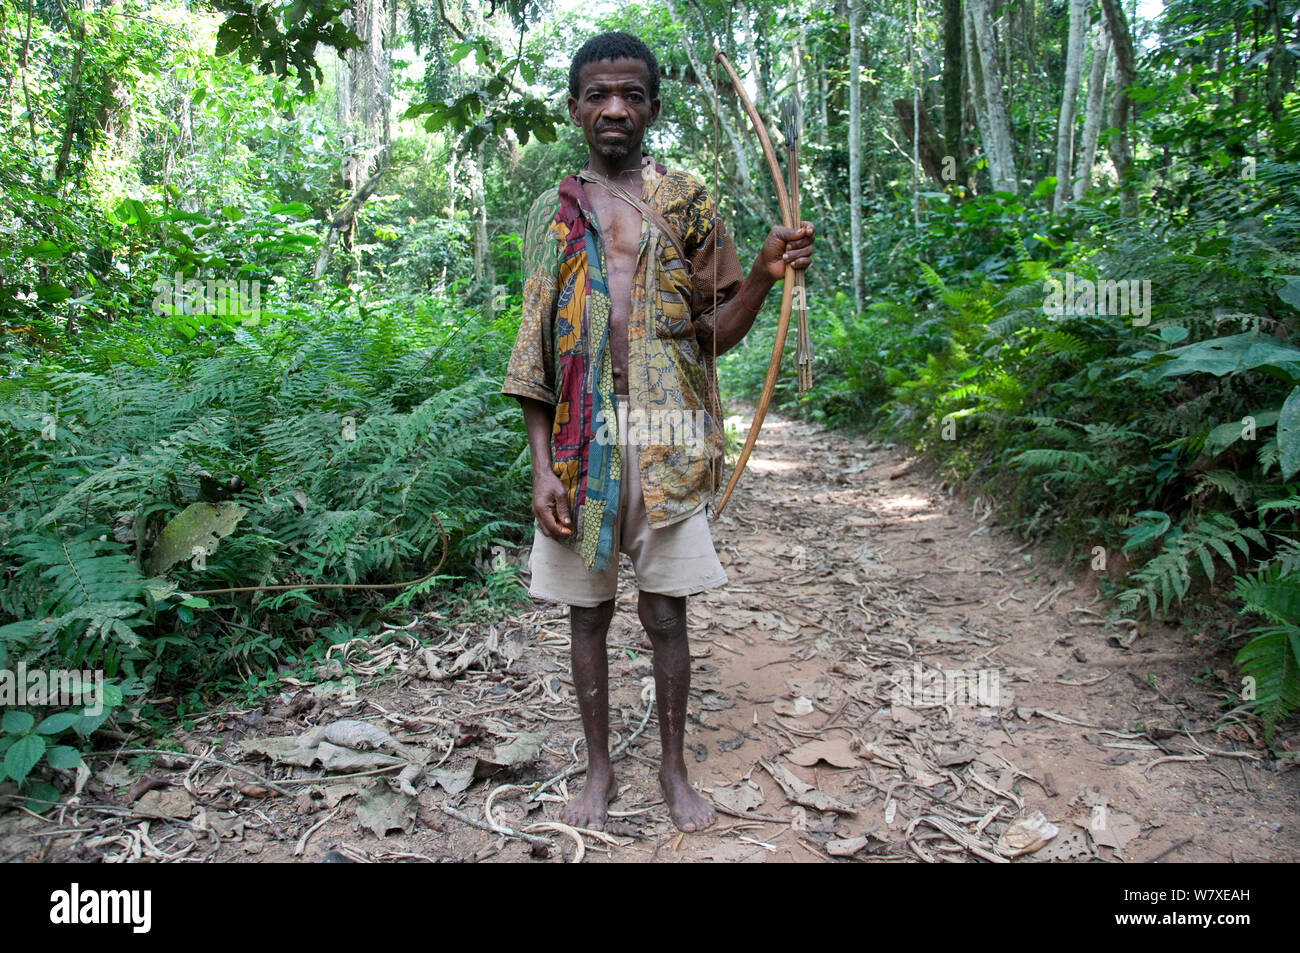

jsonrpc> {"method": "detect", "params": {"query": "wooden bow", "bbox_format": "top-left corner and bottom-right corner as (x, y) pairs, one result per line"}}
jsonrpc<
(712, 48), (797, 518)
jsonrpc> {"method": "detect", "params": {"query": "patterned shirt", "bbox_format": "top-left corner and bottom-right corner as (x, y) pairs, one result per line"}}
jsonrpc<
(502, 152), (744, 571)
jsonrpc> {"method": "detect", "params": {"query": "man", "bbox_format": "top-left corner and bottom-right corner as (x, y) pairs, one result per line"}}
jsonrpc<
(501, 31), (814, 833)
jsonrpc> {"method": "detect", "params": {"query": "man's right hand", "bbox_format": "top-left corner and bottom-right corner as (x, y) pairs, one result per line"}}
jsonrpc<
(533, 471), (573, 538)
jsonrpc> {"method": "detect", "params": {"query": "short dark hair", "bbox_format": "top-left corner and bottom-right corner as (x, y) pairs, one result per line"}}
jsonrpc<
(568, 32), (660, 100)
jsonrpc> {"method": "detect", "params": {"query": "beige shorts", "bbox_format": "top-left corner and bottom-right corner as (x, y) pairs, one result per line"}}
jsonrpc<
(528, 396), (728, 607)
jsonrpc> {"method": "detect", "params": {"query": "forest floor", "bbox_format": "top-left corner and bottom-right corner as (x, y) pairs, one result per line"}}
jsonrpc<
(6, 409), (1299, 863)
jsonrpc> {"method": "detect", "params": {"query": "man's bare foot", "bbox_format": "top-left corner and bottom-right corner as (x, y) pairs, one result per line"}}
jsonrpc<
(561, 765), (618, 830)
(660, 769), (717, 833)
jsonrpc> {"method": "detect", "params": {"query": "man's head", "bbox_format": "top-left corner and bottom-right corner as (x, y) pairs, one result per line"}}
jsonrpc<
(568, 32), (661, 164)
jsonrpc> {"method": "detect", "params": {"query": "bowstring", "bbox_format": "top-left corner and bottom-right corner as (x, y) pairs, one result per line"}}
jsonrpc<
(710, 50), (722, 511)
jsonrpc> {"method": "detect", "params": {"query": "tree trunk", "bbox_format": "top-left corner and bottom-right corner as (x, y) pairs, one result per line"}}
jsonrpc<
(941, 0), (965, 184)
(53, 0), (87, 183)
(963, 5), (990, 195)
(1052, 0), (1087, 213)
(1072, 17), (1110, 201)
(894, 98), (948, 186)
(967, 0), (1017, 193)
(1099, 0), (1136, 213)
(472, 139), (492, 320)
(848, 0), (863, 313)
(664, 0), (756, 200)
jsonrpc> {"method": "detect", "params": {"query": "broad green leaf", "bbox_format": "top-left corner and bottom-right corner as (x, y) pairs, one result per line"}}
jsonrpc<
(35, 283), (72, 303)
(73, 707), (111, 738)
(24, 781), (59, 813)
(1146, 333), (1300, 380)
(36, 711), (80, 735)
(2, 710), (34, 734)
(1277, 276), (1300, 312)
(1204, 410), (1280, 456)
(1280, 386), (1300, 480)
(4, 734), (44, 783)
(44, 745), (82, 771)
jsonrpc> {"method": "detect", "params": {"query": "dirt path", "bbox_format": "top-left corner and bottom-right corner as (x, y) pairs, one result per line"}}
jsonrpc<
(9, 410), (1298, 863)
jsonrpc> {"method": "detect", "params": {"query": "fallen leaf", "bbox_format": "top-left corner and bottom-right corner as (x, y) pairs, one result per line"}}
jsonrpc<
(826, 835), (870, 857)
(996, 810), (1059, 856)
(135, 788), (193, 819)
(760, 760), (855, 815)
(890, 705), (927, 728)
(898, 750), (946, 788)
(787, 677), (832, 700)
(426, 764), (478, 795)
(319, 780), (368, 807)
(1033, 829), (1096, 862)
(773, 695), (815, 717)
(710, 780), (765, 815)
(698, 690), (734, 711)
(786, 739), (858, 769)
(1089, 809), (1140, 851)
(473, 731), (545, 778)
(127, 775), (168, 803)
(355, 780), (416, 838)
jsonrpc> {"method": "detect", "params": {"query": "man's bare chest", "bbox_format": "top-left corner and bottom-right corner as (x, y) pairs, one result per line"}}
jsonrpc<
(588, 191), (643, 285)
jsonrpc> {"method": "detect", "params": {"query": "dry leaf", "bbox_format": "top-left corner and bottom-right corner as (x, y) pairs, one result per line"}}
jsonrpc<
(890, 705), (927, 728)
(355, 780), (416, 838)
(826, 836), (870, 857)
(786, 739), (858, 769)
(473, 731), (545, 778)
(135, 788), (193, 819)
(710, 780), (765, 815)
(773, 696), (815, 717)
(996, 811), (1059, 856)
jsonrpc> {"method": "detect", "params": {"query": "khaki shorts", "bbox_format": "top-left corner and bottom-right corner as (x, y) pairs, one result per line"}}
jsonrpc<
(528, 395), (728, 607)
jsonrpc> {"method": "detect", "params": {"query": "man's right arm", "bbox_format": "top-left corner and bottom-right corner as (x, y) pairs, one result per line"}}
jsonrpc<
(502, 190), (570, 538)
(518, 396), (572, 538)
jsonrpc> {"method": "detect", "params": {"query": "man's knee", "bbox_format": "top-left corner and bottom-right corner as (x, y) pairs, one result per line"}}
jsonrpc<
(571, 599), (615, 637)
(637, 592), (685, 638)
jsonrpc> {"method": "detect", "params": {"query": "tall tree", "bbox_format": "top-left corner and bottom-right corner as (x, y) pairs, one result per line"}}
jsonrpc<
(966, 0), (1016, 192)
(1051, 0), (1087, 213)
(1099, 0), (1136, 213)
(848, 0), (863, 312)
(941, 0), (965, 185)
(1072, 14), (1110, 201)
(316, 0), (393, 282)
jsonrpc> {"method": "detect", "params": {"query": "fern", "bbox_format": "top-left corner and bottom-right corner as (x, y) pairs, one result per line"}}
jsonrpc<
(1231, 565), (1300, 738)
(1118, 512), (1267, 616)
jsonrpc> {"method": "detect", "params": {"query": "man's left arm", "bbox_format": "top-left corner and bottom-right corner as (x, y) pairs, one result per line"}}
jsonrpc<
(690, 207), (814, 358)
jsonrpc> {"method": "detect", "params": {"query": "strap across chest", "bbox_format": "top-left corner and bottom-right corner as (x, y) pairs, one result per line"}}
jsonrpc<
(576, 169), (692, 276)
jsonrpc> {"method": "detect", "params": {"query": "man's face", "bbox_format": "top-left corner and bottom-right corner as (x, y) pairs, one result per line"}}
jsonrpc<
(568, 57), (660, 162)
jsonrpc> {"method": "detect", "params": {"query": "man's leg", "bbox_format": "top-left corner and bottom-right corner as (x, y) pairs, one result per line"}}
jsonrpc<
(637, 590), (717, 832)
(563, 597), (620, 830)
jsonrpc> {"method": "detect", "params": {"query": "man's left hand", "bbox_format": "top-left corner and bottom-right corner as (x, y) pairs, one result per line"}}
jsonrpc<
(758, 221), (815, 282)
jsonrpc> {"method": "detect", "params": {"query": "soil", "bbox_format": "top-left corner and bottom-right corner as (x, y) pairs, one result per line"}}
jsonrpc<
(5, 409), (1298, 863)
